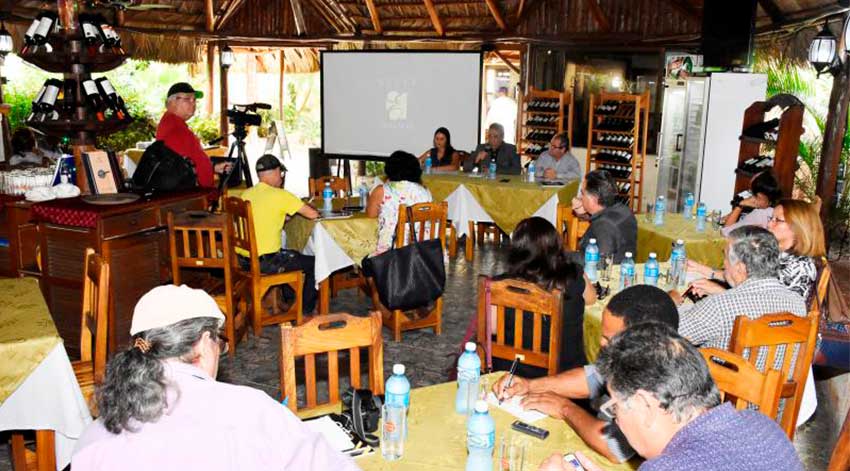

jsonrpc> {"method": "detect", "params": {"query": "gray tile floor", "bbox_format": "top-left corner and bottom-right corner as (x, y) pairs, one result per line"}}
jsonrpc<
(0, 244), (842, 469)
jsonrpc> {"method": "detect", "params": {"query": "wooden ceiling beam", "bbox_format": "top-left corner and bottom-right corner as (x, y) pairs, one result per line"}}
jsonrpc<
(204, 0), (214, 32)
(664, 0), (701, 22)
(491, 49), (519, 74)
(757, 0), (785, 24)
(587, 0), (611, 32)
(215, 0), (248, 31)
(364, 0), (383, 33)
(422, 0), (444, 36)
(305, 0), (347, 34)
(290, 0), (309, 35)
(483, 0), (506, 30)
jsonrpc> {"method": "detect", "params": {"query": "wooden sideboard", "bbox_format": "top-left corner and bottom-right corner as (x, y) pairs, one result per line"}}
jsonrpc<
(0, 196), (38, 277)
(35, 191), (208, 357)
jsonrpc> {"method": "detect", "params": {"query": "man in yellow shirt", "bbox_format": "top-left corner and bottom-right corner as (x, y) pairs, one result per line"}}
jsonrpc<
(239, 155), (319, 313)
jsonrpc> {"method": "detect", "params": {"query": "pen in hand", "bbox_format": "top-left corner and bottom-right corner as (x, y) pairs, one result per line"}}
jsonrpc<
(498, 357), (520, 405)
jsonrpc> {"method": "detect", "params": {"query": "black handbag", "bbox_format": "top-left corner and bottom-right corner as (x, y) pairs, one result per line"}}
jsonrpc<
(362, 206), (446, 311)
(331, 387), (382, 447)
(131, 140), (198, 193)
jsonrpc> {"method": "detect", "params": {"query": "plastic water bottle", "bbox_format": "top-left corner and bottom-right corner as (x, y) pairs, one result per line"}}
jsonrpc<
(322, 182), (333, 214)
(527, 160), (536, 182)
(424, 157), (433, 175)
(696, 202), (707, 232)
(455, 342), (481, 415)
(488, 160), (497, 180)
(386, 364), (411, 437)
(670, 240), (687, 288)
(620, 252), (635, 290)
(358, 183), (369, 212)
(584, 238), (599, 283)
(381, 404), (405, 461)
(683, 192), (695, 219)
(654, 196), (666, 226)
(465, 400), (495, 471)
(644, 252), (660, 286)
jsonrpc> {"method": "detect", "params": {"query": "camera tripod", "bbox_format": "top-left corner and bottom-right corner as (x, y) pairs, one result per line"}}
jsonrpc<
(211, 124), (253, 212)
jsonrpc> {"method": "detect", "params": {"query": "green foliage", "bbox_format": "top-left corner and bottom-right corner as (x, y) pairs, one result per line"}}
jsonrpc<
(187, 114), (221, 143)
(96, 117), (157, 152)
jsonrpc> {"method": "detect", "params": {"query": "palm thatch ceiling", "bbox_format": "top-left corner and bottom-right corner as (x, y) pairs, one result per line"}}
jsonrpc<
(6, 0), (849, 61)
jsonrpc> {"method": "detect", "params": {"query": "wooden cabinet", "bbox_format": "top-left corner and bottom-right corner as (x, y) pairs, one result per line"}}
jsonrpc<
(37, 191), (207, 358)
(0, 197), (38, 277)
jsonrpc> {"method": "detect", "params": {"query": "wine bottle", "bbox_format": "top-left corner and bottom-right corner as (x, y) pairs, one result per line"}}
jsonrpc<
(33, 11), (57, 46)
(27, 83), (48, 121)
(38, 79), (63, 121)
(21, 16), (42, 55)
(79, 13), (102, 55)
(97, 16), (122, 54)
(81, 79), (106, 121)
(95, 77), (128, 120)
(61, 78), (77, 120)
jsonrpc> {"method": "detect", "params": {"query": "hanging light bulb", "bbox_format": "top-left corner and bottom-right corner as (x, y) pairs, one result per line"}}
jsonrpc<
(808, 21), (838, 76)
(0, 21), (13, 56)
(220, 44), (235, 68)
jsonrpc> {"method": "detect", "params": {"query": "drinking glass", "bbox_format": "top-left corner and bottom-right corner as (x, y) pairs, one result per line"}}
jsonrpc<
(498, 436), (527, 471)
(381, 404), (406, 461)
(710, 210), (723, 231)
(644, 202), (653, 223)
(599, 253), (614, 283)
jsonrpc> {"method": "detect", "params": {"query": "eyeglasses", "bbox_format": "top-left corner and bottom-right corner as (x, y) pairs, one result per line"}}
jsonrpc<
(175, 95), (197, 102)
(216, 332), (229, 355)
(768, 216), (787, 224)
(600, 396), (629, 422)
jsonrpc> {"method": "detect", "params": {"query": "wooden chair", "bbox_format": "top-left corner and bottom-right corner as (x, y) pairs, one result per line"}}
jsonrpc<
(828, 407), (850, 471)
(556, 203), (590, 251)
(279, 312), (384, 414)
(730, 310), (819, 439)
(368, 201), (447, 341)
(810, 256), (831, 312)
(464, 221), (507, 262)
(225, 197), (305, 336)
(477, 276), (563, 375)
(168, 211), (249, 356)
(700, 348), (783, 419)
(309, 176), (350, 198)
(11, 248), (108, 471)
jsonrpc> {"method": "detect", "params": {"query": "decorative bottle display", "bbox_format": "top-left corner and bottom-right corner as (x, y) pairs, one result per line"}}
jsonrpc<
(95, 77), (128, 120)
(37, 79), (63, 121)
(33, 11), (58, 48)
(81, 79), (106, 121)
(519, 88), (573, 161)
(20, 16), (42, 55)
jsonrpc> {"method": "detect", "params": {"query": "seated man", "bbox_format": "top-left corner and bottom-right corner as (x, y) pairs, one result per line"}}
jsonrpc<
(72, 285), (359, 470)
(677, 225), (806, 354)
(535, 132), (582, 182)
(539, 323), (803, 471)
(237, 155), (319, 314)
(463, 122), (521, 175)
(571, 170), (636, 263)
(493, 285), (679, 464)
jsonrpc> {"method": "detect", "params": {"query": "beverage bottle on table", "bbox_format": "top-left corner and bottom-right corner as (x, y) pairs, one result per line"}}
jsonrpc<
(465, 400), (495, 471)
(683, 192), (695, 219)
(358, 183), (369, 211)
(385, 363), (411, 437)
(644, 252), (659, 286)
(455, 342), (481, 415)
(424, 157), (432, 175)
(488, 160), (497, 180)
(527, 159), (536, 182)
(620, 252), (636, 290)
(695, 202), (707, 232)
(654, 195), (666, 226)
(670, 240), (687, 288)
(322, 182), (333, 214)
(381, 403), (406, 461)
(584, 238), (599, 283)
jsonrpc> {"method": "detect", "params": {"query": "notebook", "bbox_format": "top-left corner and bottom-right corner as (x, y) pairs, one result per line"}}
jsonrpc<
(486, 392), (547, 423)
(303, 415), (376, 459)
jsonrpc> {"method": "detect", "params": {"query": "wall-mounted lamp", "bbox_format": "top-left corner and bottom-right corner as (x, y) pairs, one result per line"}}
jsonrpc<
(220, 44), (234, 68)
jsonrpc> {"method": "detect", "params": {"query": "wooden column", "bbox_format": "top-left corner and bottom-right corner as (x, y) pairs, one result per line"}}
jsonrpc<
(815, 58), (850, 234)
(206, 44), (215, 116)
(219, 47), (229, 146)
(279, 50), (286, 120)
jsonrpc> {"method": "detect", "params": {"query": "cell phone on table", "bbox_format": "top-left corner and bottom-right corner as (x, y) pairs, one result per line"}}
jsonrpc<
(563, 453), (586, 471)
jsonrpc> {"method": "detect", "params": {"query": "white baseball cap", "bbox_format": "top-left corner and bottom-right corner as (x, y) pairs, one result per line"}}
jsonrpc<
(130, 284), (225, 335)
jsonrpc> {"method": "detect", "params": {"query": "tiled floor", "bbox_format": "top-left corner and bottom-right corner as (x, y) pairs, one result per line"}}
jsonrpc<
(0, 244), (844, 469)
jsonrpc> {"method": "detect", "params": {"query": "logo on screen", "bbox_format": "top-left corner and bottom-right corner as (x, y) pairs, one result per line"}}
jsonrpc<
(386, 91), (407, 121)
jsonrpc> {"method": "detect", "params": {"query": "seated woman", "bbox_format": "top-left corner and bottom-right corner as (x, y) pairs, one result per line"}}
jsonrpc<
(493, 217), (597, 377)
(721, 170), (782, 236)
(418, 127), (461, 171)
(688, 198), (824, 301)
(8, 127), (52, 166)
(366, 150), (433, 255)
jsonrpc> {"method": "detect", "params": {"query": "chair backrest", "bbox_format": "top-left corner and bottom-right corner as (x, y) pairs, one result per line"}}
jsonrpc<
(556, 203), (589, 251)
(477, 276), (563, 374)
(730, 311), (818, 438)
(167, 212), (230, 285)
(309, 176), (350, 198)
(279, 312), (384, 414)
(224, 196), (260, 277)
(701, 348), (783, 419)
(394, 201), (448, 250)
(80, 248), (109, 383)
(811, 257), (831, 312)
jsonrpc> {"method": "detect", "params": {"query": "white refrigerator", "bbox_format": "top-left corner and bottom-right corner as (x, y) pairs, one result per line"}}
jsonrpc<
(656, 73), (767, 213)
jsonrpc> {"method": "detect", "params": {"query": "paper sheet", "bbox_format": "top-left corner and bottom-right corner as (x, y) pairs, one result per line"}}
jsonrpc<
(304, 415), (355, 452)
(486, 392), (547, 423)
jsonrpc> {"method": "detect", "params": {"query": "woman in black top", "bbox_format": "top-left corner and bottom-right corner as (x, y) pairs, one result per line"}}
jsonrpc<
(418, 127), (461, 170)
(493, 217), (596, 377)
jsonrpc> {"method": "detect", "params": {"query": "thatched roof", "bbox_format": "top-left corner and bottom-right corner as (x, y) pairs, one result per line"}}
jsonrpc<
(7, 0), (849, 63)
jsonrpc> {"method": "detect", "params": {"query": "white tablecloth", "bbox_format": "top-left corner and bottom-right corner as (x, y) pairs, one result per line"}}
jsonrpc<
(301, 221), (358, 289)
(0, 343), (93, 469)
(443, 184), (560, 238)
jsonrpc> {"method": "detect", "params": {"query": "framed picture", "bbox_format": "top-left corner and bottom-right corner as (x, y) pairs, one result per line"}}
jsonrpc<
(83, 150), (123, 194)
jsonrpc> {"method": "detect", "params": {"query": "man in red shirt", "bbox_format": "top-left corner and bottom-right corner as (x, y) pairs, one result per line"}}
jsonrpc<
(156, 83), (230, 188)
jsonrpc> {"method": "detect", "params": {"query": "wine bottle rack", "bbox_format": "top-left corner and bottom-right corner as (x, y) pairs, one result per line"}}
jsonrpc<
(519, 87), (573, 160)
(734, 98), (803, 199)
(20, 7), (132, 194)
(586, 91), (650, 211)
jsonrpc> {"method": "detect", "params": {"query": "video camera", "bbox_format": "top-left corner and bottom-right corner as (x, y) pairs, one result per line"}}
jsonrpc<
(226, 102), (271, 128)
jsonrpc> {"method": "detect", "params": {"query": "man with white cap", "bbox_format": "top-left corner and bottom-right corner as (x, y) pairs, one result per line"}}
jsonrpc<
(72, 284), (359, 470)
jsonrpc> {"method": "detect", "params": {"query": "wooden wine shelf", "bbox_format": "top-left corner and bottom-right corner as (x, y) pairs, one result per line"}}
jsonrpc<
(26, 117), (133, 138)
(518, 87), (574, 161)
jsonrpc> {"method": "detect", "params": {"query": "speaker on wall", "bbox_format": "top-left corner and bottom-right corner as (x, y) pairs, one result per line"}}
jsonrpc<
(701, 0), (758, 68)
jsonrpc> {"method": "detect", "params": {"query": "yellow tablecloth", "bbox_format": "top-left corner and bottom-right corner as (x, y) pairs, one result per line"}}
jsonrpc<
(423, 174), (580, 235)
(302, 373), (635, 470)
(286, 213), (379, 265)
(636, 214), (725, 268)
(0, 277), (62, 404)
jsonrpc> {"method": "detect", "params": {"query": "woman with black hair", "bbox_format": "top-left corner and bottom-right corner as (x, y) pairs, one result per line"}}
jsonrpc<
(418, 127), (461, 171)
(721, 170), (783, 236)
(493, 217), (597, 376)
(366, 150), (433, 254)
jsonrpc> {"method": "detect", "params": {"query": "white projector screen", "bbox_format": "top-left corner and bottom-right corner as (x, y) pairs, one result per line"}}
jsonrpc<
(322, 51), (482, 158)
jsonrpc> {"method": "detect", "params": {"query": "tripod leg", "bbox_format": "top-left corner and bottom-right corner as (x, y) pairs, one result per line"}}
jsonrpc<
(237, 141), (253, 187)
